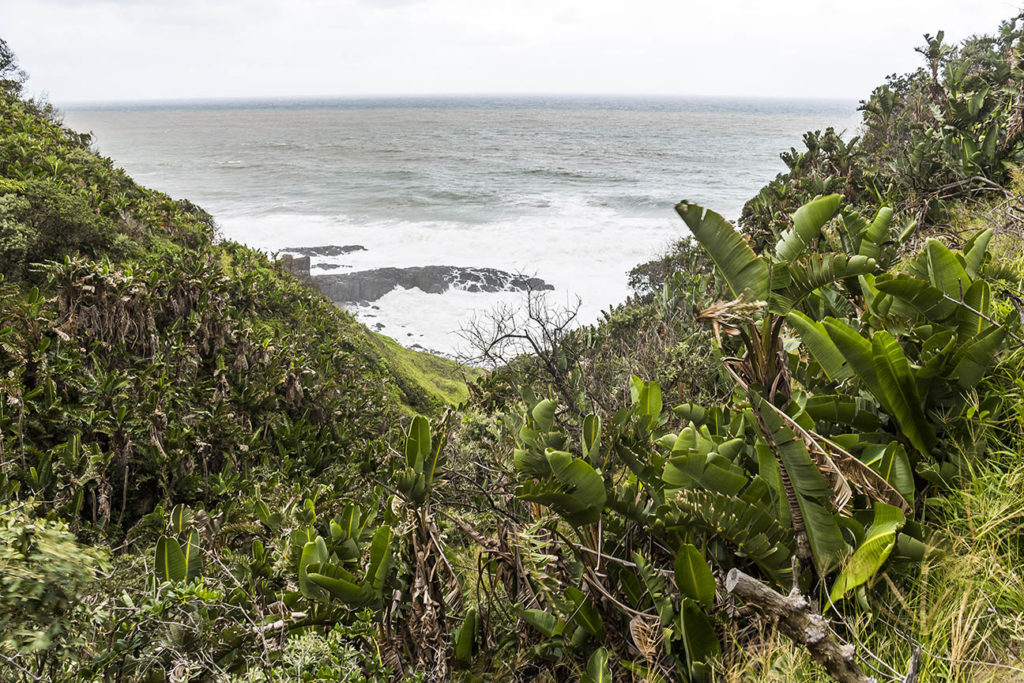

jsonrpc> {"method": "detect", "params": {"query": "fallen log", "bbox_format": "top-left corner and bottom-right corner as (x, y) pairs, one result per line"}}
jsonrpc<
(725, 568), (876, 683)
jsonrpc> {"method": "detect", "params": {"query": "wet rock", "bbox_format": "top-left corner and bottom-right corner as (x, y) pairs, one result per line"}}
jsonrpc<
(313, 266), (553, 304)
(282, 245), (367, 257)
(277, 254), (311, 280)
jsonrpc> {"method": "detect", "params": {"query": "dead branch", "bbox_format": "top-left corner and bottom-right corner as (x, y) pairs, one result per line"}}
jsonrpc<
(725, 568), (876, 683)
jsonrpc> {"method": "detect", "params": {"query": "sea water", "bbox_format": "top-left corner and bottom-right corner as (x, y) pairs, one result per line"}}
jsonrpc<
(63, 96), (859, 355)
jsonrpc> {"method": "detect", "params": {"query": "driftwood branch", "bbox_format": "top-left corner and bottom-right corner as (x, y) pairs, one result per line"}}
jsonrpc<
(726, 569), (876, 683)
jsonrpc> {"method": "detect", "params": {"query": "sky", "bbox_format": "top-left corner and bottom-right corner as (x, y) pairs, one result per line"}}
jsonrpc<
(1, 0), (1021, 104)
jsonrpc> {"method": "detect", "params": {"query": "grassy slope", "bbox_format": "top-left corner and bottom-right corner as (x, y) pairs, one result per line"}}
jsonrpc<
(368, 331), (483, 412)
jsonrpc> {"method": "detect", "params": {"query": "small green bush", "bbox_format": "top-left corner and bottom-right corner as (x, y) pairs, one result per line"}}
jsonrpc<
(0, 507), (106, 658)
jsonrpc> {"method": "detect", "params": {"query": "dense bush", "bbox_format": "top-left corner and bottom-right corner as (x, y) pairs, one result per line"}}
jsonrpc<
(737, 13), (1024, 250)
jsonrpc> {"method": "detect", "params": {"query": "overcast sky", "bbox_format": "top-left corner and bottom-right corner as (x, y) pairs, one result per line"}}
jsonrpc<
(2, 0), (1021, 104)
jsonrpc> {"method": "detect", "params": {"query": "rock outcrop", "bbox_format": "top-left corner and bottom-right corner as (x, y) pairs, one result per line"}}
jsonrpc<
(314, 265), (553, 303)
(282, 245), (367, 257)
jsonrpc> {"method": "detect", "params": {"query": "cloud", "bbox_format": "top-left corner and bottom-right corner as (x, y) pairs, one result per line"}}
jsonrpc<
(357, 0), (430, 7)
(0, 0), (1018, 103)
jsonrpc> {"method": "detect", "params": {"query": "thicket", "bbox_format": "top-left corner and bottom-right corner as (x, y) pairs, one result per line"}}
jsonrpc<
(1, 16), (1024, 683)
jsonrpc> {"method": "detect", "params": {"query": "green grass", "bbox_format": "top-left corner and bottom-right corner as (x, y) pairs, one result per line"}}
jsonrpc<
(367, 331), (483, 414)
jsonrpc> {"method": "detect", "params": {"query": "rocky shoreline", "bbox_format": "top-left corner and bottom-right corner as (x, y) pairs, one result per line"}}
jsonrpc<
(278, 245), (552, 306)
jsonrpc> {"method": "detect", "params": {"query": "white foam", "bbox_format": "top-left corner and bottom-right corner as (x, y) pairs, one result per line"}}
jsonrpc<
(216, 195), (684, 354)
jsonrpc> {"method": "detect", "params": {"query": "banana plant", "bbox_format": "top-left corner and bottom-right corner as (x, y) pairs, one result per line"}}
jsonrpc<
(395, 413), (448, 506)
(678, 195), (878, 317)
(512, 381), (739, 678)
(298, 524), (394, 609)
(828, 502), (906, 606)
(153, 504), (203, 584)
(795, 230), (1014, 467)
(514, 394), (606, 526)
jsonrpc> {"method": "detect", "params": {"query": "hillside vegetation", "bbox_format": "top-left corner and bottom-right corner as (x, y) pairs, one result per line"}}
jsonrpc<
(1, 15), (1024, 683)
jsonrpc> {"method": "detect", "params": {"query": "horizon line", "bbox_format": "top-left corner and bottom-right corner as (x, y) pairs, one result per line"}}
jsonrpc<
(56, 92), (863, 109)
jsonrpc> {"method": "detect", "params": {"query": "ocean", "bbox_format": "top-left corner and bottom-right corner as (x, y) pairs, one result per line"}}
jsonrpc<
(62, 96), (860, 355)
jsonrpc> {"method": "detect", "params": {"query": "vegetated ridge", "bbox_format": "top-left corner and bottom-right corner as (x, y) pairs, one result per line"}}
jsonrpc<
(1, 16), (1024, 683)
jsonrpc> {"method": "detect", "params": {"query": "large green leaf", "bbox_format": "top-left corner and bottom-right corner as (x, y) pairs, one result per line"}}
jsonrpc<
(857, 206), (894, 260)
(298, 536), (331, 601)
(582, 414), (601, 463)
(307, 563), (366, 605)
(829, 502), (905, 603)
(532, 399), (556, 431)
(405, 415), (430, 471)
(962, 228), (993, 279)
(679, 598), (721, 683)
(155, 536), (187, 583)
(637, 380), (662, 427)
(824, 318), (885, 402)
(871, 332), (937, 456)
(953, 323), (1007, 389)
(676, 201), (769, 299)
(674, 543), (716, 608)
(518, 450), (607, 525)
(663, 451), (747, 495)
(757, 445), (791, 529)
(926, 238), (971, 298)
(425, 430), (447, 491)
(183, 529), (203, 581)
(453, 607), (477, 667)
(955, 280), (992, 340)
(335, 504), (363, 543)
(521, 609), (564, 638)
(787, 311), (854, 382)
(840, 208), (870, 250)
(803, 394), (880, 431)
(875, 275), (959, 321)
(364, 525), (393, 595)
(775, 194), (843, 262)
(871, 442), (915, 507)
(565, 585), (605, 638)
(582, 647), (612, 683)
(756, 399), (848, 576)
(170, 504), (188, 535)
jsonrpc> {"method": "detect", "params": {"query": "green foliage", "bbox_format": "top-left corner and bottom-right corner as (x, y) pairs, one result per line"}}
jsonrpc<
(2, 21), (1024, 682)
(742, 13), (1024, 244)
(829, 502), (905, 604)
(582, 647), (611, 683)
(0, 506), (105, 658)
(676, 200), (768, 300)
(673, 543), (716, 608)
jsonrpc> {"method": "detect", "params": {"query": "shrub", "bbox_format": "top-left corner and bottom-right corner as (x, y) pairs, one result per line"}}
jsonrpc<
(0, 507), (106, 670)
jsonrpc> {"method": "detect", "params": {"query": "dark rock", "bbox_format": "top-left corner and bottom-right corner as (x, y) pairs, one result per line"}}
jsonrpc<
(313, 266), (554, 304)
(277, 254), (311, 280)
(313, 263), (342, 271)
(282, 245), (367, 257)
